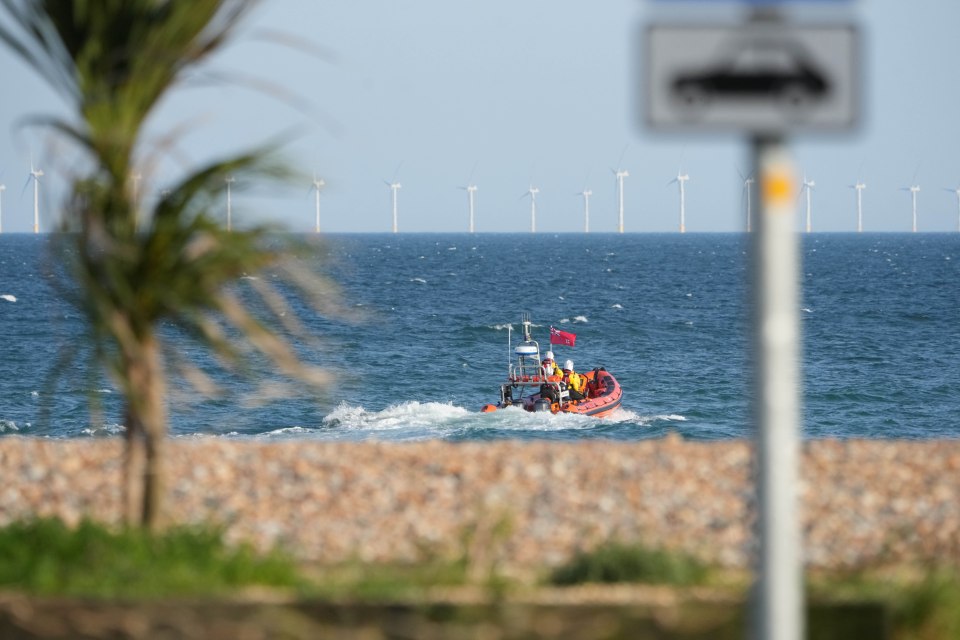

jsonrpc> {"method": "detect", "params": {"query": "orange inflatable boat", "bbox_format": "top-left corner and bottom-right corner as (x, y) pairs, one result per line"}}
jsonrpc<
(480, 316), (623, 418)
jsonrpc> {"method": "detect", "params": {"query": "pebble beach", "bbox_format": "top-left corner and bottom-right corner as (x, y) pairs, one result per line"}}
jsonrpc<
(2, 437), (959, 578)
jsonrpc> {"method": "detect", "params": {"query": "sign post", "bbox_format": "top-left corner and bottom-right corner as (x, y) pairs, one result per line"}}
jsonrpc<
(751, 135), (802, 640)
(644, 8), (858, 640)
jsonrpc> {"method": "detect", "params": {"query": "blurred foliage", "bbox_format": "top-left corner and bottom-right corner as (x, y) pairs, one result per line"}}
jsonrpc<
(0, 0), (339, 528)
(810, 566), (960, 640)
(0, 517), (305, 598)
(549, 541), (709, 587)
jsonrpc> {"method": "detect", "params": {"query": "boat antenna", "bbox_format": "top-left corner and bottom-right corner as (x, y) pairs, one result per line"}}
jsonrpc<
(521, 312), (532, 343)
(507, 323), (512, 375)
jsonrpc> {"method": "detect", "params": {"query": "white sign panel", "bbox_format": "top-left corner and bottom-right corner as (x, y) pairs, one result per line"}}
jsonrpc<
(645, 24), (858, 132)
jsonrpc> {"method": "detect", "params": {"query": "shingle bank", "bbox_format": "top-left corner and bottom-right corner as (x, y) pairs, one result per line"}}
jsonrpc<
(2, 437), (958, 577)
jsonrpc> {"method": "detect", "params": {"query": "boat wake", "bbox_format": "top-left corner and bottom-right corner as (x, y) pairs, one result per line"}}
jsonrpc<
(195, 403), (687, 442)
(322, 401), (471, 435)
(311, 402), (674, 441)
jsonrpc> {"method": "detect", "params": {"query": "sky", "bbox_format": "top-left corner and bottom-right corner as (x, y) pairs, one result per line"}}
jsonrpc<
(2, 0), (960, 234)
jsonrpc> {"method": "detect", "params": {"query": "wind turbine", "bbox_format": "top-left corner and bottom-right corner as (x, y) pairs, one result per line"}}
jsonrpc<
(738, 169), (755, 233)
(0, 183), (5, 234)
(311, 175), (325, 233)
(459, 163), (478, 233)
(668, 170), (690, 233)
(611, 145), (629, 233)
(28, 161), (43, 234)
(799, 173), (815, 233)
(384, 163), (402, 233)
(522, 185), (539, 233)
(613, 169), (628, 233)
(385, 180), (401, 233)
(901, 183), (920, 232)
(944, 186), (960, 232)
(224, 176), (235, 232)
(900, 164), (922, 233)
(577, 188), (592, 233)
(458, 180), (478, 233)
(850, 179), (866, 233)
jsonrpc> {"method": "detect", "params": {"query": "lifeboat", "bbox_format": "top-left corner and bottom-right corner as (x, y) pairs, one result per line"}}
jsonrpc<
(480, 315), (623, 418)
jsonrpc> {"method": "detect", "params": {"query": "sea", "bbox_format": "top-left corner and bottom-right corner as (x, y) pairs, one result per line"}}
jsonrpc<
(0, 232), (957, 442)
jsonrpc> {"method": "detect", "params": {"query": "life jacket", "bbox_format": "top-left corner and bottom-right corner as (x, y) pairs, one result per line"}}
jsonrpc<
(564, 371), (586, 394)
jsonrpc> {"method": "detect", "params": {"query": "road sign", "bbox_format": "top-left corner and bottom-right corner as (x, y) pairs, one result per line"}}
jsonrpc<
(644, 23), (858, 132)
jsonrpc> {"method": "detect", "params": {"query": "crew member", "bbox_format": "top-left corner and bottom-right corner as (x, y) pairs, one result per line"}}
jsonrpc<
(562, 360), (587, 401)
(541, 351), (562, 380)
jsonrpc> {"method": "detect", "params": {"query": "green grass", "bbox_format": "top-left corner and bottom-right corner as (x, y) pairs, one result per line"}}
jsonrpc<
(5, 516), (960, 640)
(300, 560), (473, 601)
(810, 567), (960, 640)
(0, 517), (305, 598)
(548, 541), (710, 587)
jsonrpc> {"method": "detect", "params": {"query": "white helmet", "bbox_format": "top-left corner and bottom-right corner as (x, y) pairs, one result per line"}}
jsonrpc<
(544, 351), (555, 361)
(563, 360), (574, 371)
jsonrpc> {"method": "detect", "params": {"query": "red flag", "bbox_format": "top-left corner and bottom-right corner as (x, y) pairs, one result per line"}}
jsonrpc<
(549, 326), (576, 347)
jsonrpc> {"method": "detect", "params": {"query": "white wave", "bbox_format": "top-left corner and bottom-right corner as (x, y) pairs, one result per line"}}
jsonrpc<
(611, 303), (622, 309)
(491, 322), (543, 331)
(0, 420), (19, 433)
(0, 294), (16, 303)
(802, 307), (813, 313)
(601, 407), (643, 423)
(323, 401), (470, 432)
(572, 315), (588, 323)
(479, 405), (600, 432)
(81, 423), (125, 437)
(595, 409), (686, 426)
(657, 414), (687, 422)
(255, 426), (314, 439)
(411, 277), (427, 284)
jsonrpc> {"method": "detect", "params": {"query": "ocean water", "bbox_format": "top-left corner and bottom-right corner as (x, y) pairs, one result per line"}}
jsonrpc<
(0, 232), (957, 441)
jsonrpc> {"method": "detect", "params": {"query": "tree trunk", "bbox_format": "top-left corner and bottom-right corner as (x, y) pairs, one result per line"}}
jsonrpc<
(122, 407), (144, 526)
(122, 331), (167, 530)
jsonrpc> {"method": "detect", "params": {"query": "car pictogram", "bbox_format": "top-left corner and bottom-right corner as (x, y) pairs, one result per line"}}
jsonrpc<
(672, 38), (831, 111)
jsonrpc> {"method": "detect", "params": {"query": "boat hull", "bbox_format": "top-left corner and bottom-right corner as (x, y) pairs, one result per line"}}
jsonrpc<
(482, 368), (622, 418)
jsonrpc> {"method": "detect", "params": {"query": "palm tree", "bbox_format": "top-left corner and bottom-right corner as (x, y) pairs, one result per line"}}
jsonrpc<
(0, 0), (335, 528)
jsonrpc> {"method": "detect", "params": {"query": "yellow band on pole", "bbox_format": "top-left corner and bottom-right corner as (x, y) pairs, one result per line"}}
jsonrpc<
(762, 172), (794, 208)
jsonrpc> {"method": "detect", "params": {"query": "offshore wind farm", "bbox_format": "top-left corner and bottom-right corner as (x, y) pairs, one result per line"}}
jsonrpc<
(3, 2), (960, 235)
(5, 156), (960, 235)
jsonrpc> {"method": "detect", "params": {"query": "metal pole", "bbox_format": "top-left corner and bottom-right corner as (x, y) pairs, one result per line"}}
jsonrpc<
(751, 135), (803, 640)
